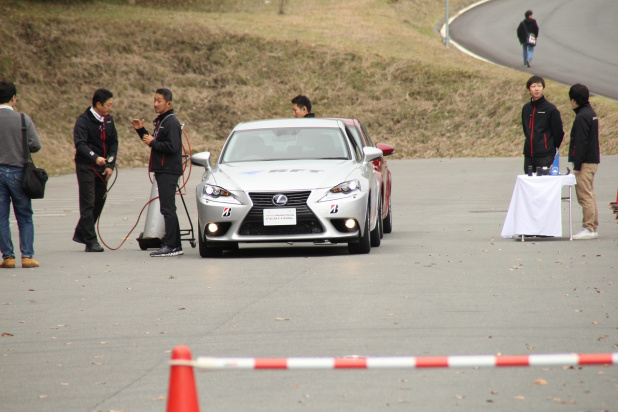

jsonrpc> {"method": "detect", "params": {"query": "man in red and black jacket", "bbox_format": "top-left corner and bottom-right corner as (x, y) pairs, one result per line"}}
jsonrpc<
(131, 88), (183, 257)
(73, 88), (118, 252)
(521, 75), (564, 174)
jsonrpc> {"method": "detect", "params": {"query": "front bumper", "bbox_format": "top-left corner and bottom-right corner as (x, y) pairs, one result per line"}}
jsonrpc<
(195, 189), (368, 244)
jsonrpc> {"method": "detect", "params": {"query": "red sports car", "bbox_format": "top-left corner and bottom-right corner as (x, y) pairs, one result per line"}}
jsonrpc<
(330, 118), (394, 236)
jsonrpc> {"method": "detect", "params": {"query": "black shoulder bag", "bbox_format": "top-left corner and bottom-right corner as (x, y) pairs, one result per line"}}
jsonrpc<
(21, 113), (48, 199)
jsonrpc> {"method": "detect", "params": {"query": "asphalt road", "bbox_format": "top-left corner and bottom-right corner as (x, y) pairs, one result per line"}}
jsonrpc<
(2, 156), (617, 411)
(449, 0), (618, 100)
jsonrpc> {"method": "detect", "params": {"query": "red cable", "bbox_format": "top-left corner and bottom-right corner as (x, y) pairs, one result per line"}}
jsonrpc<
(96, 127), (193, 250)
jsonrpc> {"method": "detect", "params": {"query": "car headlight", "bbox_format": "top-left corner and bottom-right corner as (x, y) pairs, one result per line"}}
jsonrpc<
(319, 180), (361, 202)
(201, 184), (241, 204)
(330, 180), (360, 194)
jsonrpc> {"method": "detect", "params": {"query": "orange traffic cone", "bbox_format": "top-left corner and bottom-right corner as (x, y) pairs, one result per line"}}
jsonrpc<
(166, 345), (200, 412)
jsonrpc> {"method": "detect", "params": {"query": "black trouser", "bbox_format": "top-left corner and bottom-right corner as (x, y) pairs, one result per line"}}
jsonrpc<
(74, 162), (108, 244)
(523, 154), (555, 174)
(155, 172), (181, 249)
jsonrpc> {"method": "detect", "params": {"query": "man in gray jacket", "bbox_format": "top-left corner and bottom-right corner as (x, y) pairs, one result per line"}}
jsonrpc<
(0, 81), (41, 268)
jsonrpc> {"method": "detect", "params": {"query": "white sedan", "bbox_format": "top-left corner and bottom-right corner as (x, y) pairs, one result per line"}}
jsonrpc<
(190, 118), (383, 257)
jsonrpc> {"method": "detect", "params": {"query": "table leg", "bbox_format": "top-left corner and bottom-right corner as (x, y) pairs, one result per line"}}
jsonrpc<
(569, 185), (573, 240)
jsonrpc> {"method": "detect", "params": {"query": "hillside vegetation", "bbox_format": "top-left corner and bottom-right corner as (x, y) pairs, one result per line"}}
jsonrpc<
(2, 0), (617, 174)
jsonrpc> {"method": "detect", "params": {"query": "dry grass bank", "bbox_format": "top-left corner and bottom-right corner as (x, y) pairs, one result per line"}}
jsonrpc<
(1, 0), (616, 174)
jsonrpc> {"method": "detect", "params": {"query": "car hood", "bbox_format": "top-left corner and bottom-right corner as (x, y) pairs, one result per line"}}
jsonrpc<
(210, 160), (358, 192)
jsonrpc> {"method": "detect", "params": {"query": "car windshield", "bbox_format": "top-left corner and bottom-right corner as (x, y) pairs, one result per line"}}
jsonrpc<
(221, 127), (351, 163)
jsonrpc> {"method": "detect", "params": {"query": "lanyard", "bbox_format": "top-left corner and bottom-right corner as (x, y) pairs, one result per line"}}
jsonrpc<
(153, 113), (175, 140)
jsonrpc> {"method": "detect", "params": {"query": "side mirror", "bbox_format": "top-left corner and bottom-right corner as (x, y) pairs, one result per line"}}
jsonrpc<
(362, 146), (383, 163)
(190, 151), (212, 170)
(376, 143), (394, 157)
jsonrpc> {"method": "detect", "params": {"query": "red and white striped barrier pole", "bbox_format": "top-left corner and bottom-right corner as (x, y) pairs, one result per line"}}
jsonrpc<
(172, 353), (618, 370)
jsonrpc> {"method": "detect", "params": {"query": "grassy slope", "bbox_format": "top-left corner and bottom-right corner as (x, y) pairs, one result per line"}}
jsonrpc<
(1, 0), (616, 174)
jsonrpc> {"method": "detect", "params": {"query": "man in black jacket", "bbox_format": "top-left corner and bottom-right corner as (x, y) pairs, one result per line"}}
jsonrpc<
(521, 75), (564, 174)
(517, 10), (539, 67)
(568, 84), (600, 240)
(291, 95), (315, 118)
(131, 88), (183, 257)
(73, 88), (118, 252)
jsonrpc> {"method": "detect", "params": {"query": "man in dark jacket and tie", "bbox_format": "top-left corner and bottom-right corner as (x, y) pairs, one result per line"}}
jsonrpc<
(73, 88), (118, 252)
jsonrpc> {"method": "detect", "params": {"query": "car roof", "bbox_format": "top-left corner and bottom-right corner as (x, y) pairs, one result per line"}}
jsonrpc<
(324, 117), (357, 126)
(233, 118), (344, 131)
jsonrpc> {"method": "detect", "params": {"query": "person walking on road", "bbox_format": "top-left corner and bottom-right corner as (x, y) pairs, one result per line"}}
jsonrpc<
(521, 75), (564, 174)
(517, 10), (539, 68)
(0, 81), (42, 269)
(568, 84), (600, 240)
(131, 88), (184, 257)
(73, 88), (118, 252)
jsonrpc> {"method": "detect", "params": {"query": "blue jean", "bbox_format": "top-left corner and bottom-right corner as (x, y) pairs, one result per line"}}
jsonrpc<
(523, 44), (535, 64)
(0, 165), (35, 259)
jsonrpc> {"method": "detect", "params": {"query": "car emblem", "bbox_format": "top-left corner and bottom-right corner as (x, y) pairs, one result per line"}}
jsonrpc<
(272, 194), (288, 206)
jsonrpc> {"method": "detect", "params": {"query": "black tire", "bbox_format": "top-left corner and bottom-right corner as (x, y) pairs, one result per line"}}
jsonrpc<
(198, 224), (223, 258)
(383, 202), (393, 234)
(370, 199), (382, 247)
(138, 232), (148, 250)
(379, 199), (384, 239)
(348, 203), (371, 255)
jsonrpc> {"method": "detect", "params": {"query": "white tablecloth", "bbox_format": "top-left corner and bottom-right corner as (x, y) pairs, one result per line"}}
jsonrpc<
(501, 174), (576, 238)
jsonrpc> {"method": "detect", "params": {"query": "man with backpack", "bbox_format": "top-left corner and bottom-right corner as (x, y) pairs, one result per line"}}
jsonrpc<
(517, 10), (539, 68)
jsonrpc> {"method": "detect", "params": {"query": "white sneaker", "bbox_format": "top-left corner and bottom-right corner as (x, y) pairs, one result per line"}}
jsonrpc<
(572, 228), (597, 240)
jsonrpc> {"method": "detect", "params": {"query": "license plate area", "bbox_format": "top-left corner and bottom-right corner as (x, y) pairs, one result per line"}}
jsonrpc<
(263, 208), (297, 226)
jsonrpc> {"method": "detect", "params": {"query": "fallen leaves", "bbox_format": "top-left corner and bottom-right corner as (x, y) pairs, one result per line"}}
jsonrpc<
(551, 398), (576, 405)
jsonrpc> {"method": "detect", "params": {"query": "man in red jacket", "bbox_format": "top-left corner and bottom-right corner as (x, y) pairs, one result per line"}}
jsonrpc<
(568, 84), (600, 240)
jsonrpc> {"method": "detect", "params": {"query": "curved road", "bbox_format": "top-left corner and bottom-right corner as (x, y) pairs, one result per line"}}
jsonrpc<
(449, 0), (618, 100)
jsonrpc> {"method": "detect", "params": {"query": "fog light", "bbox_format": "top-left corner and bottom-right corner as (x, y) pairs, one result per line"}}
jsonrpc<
(344, 219), (357, 229)
(207, 223), (219, 233)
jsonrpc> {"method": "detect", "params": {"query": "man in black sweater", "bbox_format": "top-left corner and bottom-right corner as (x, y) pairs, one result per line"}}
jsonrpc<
(291, 95), (315, 118)
(73, 88), (118, 252)
(131, 88), (183, 257)
(521, 75), (564, 174)
(568, 84), (600, 240)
